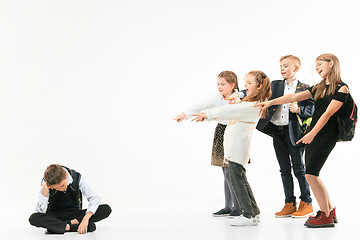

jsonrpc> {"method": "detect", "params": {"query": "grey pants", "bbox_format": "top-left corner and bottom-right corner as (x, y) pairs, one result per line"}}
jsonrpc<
(229, 161), (260, 218)
(223, 167), (240, 211)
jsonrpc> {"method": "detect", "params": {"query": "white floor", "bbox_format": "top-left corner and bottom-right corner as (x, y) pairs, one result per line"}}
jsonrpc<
(5, 210), (359, 240)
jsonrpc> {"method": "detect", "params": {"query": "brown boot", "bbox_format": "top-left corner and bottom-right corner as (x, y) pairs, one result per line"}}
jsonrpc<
(275, 202), (296, 218)
(292, 201), (313, 218)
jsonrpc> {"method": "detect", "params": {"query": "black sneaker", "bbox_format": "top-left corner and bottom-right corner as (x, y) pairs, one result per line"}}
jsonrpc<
(212, 208), (231, 217)
(229, 209), (242, 218)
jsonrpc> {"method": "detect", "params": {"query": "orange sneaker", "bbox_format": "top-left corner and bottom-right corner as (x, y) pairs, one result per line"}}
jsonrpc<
(291, 201), (313, 218)
(275, 203), (297, 218)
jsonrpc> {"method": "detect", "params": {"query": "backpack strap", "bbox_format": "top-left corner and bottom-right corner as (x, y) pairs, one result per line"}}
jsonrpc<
(350, 99), (357, 122)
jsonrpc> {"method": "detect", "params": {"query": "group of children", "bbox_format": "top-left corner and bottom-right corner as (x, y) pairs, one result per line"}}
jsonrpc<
(175, 53), (350, 228)
(28, 53), (348, 235)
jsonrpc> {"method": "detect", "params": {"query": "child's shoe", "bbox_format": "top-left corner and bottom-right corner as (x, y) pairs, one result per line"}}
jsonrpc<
(307, 208), (338, 223)
(291, 201), (313, 218)
(275, 202), (296, 218)
(230, 215), (257, 226)
(229, 209), (242, 218)
(212, 208), (231, 217)
(304, 211), (335, 228)
(331, 207), (338, 223)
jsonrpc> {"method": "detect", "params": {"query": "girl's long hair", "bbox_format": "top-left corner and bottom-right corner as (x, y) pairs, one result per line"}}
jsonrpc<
(312, 53), (342, 100)
(242, 70), (271, 118)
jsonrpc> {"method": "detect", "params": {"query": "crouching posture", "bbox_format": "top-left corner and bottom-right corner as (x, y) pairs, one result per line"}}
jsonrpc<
(29, 164), (111, 234)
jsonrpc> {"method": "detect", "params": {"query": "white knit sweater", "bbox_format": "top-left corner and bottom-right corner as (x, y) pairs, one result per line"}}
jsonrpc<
(202, 101), (261, 167)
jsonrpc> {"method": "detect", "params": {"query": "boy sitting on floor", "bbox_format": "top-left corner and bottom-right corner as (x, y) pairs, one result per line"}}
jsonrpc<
(29, 164), (111, 234)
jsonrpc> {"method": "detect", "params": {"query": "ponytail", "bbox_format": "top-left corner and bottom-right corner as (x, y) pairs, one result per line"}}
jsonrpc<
(242, 71), (272, 118)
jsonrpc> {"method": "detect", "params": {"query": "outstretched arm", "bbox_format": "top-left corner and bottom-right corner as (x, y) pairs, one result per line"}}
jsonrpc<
(255, 90), (312, 111)
(193, 102), (259, 122)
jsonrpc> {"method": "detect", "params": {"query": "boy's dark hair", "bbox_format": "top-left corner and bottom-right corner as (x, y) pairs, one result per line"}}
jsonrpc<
(44, 164), (66, 185)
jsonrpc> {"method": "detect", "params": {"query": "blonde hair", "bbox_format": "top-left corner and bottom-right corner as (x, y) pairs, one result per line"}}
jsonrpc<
(312, 53), (342, 100)
(218, 71), (239, 93)
(280, 55), (301, 68)
(242, 71), (272, 118)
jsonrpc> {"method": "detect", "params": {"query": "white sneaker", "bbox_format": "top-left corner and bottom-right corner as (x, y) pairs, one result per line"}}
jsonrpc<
(230, 215), (258, 226)
(254, 215), (260, 222)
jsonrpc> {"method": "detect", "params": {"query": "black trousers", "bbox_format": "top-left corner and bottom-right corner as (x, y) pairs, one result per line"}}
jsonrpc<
(29, 204), (111, 234)
(270, 123), (312, 204)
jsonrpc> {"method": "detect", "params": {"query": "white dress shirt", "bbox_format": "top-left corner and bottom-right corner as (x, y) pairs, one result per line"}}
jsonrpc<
(35, 168), (101, 214)
(270, 79), (298, 126)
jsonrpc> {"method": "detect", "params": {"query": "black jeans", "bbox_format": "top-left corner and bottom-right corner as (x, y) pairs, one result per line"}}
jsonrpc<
(229, 161), (260, 218)
(29, 204), (111, 234)
(270, 123), (312, 204)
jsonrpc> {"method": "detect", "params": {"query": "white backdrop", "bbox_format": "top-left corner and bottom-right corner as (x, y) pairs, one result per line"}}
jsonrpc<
(1, 0), (360, 223)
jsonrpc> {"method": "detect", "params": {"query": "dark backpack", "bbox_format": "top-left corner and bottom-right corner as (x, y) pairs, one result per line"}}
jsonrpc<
(336, 83), (358, 142)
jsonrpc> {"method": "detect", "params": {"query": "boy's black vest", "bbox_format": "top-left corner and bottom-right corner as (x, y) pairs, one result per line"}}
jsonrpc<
(46, 167), (83, 212)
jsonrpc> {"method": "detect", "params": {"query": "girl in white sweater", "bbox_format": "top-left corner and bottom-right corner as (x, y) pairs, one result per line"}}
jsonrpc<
(193, 71), (271, 226)
(175, 71), (244, 217)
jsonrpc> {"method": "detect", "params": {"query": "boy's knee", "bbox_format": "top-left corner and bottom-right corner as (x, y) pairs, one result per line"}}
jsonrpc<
(102, 204), (112, 217)
(293, 167), (305, 176)
(29, 213), (42, 226)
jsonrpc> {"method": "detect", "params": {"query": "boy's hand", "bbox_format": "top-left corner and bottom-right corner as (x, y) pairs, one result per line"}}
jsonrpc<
(227, 93), (239, 104)
(41, 182), (50, 197)
(192, 113), (207, 122)
(174, 112), (186, 122)
(289, 103), (300, 113)
(78, 218), (89, 234)
(78, 212), (93, 234)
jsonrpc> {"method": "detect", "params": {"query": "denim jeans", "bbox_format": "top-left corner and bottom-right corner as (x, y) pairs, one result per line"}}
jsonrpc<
(229, 161), (260, 218)
(270, 124), (312, 204)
